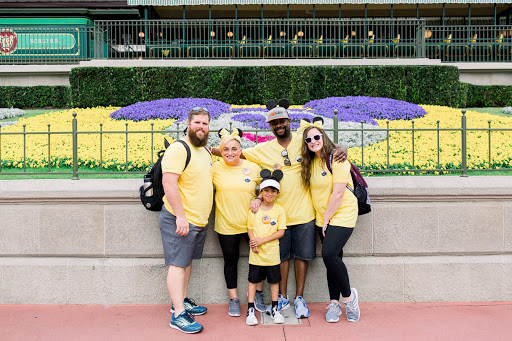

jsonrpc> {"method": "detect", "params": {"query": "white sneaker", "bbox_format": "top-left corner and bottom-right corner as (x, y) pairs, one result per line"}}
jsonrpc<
(246, 307), (258, 326)
(271, 305), (285, 324)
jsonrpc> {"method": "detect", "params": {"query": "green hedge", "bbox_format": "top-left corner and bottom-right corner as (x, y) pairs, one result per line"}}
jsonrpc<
(3, 66), (512, 109)
(69, 65), (469, 108)
(0, 86), (70, 108)
(466, 84), (512, 107)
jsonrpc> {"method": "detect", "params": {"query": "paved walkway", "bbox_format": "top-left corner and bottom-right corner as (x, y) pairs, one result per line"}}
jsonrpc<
(1, 302), (511, 341)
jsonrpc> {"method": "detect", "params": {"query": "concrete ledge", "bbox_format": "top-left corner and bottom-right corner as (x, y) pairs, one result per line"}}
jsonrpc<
(0, 255), (510, 304)
(1, 177), (511, 303)
(1, 177), (511, 257)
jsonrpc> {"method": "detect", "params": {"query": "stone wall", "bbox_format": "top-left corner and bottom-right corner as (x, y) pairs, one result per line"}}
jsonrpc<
(0, 177), (511, 304)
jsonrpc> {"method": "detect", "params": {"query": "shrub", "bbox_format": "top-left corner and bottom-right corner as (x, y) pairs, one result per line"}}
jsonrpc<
(0, 86), (70, 108)
(69, 65), (469, 108)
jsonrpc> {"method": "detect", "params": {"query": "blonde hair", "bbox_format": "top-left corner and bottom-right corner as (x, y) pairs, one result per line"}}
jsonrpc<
(219, 135), (241, 151)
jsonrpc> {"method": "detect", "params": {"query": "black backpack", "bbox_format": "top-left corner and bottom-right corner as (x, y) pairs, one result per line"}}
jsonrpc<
(326, 155), (371, 215)
(140, 139), (191, 211)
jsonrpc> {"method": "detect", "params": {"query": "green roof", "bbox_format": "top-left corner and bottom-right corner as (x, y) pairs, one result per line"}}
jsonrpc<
(128, 0), (510, 5)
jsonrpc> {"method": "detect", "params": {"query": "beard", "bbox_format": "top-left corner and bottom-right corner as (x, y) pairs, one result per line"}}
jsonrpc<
(272, 126), (291, 139)
(188, 128), (209, 147)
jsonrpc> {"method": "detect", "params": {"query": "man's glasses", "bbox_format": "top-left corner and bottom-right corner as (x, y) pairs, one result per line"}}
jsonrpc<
(305, 134), (323, 144)
(192, 107), (209, 112)
(281, 149), (291, 166)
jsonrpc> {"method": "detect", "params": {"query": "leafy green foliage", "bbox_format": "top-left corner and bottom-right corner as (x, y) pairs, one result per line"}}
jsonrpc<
(0, 86), (70, 108)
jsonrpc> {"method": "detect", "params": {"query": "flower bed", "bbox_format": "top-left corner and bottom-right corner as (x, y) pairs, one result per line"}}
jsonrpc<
(0, 97), (510, 174)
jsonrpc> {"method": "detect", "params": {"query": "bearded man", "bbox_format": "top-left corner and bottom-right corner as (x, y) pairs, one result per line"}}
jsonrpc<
(159, 107), (213, 334)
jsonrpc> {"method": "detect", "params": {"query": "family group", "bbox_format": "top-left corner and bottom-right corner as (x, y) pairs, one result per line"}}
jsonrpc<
(158, 102), (360, 334)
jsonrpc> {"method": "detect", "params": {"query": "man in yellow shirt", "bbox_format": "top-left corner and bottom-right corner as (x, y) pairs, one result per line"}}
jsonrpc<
(160, 108), (214, 334)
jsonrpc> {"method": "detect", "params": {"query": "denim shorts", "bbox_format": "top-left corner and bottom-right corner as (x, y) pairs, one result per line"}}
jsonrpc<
(279, 219), (316, 261)
(159, 206), (207, 267)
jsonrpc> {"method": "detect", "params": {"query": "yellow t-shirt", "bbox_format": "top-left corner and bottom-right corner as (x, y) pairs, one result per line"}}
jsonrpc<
(161, 139), (214, 227)
(213, 159), (261, 235)
(243, 133), (315, 225)
(310, 158), (358, 228)
(247, 204), (287, 266)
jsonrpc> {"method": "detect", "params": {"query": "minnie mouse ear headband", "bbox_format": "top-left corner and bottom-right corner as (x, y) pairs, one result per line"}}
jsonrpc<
(218, 128), (243, 142)
(266, 98), (291, 123)
(259, 169), (284, 191)
(296, 117), (324, 135)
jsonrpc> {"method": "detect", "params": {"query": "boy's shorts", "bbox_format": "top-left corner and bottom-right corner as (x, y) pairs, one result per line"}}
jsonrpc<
(248, 264), (281, 284)
(159, 206), (207, 267)
(279, 219), (316, 261)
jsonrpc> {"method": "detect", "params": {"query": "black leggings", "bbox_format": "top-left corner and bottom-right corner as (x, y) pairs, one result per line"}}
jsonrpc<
(317, 225), (353, 300)
(217, 232), (249, 289)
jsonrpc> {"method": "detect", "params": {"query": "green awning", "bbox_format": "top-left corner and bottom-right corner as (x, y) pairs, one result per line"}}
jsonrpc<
(128, 0), (511, 5)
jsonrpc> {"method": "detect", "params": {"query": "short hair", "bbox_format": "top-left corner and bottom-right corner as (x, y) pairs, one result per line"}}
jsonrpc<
(188, 108), (211, 122)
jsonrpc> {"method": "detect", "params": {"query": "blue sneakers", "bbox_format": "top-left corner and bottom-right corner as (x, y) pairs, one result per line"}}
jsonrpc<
(294, 296), (310, 318)
(170, 297), (207, 316)
(170, 310), (203, 334)
(278, 294), (290, 311)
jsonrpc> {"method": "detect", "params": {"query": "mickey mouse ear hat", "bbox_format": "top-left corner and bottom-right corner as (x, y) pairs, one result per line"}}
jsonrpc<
(266, 98), (291, 123)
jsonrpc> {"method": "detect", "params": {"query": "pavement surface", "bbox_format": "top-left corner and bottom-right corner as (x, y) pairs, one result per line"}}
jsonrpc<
(1, 301), (511, 341)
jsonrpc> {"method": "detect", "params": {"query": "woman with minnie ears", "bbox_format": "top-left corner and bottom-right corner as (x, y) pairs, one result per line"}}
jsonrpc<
(213, 128), (264, 318)
(299, 119), (361, 324)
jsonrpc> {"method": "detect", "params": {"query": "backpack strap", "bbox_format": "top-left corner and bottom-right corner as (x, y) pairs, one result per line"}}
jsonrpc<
(326, 154), (355, 194)
(326, 153), (333, 174)
(175, 139), (192, 171)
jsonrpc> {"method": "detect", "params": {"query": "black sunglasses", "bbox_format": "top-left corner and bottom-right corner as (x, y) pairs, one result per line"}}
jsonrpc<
(305, 134), (323, 144)
(281, 149), (291, 166)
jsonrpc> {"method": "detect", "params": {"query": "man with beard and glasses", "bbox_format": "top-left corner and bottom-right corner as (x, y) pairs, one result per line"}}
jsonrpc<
(211, 106), (346, 319)
(159, 107), (213, 334)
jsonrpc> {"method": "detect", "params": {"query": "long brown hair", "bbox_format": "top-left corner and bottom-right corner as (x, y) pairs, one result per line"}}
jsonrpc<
(300, 126), (336, 188)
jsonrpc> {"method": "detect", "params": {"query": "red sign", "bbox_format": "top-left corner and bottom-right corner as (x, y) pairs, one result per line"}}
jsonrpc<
(0, 30), (18, 54)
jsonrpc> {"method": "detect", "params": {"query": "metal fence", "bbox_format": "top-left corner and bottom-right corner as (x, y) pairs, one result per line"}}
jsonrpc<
(3, 19), (512, 63)
(0, 110), (510, 179)
(96, 18), (426, 59)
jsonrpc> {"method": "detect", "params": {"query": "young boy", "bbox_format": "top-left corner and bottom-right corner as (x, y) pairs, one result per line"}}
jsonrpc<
(246, 170), (287, 325)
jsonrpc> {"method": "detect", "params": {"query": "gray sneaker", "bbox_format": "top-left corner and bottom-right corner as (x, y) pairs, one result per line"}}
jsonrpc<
(228, 298), (241, 317)
(325, 302), (342, 323)
(343, 288), (360, 322)
(254, 291), (266, 312)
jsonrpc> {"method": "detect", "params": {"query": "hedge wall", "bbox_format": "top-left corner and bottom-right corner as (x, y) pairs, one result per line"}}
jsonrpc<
(3, 66), (512, 109)
(0, 86), (70, 108)
(69, 65), (469, 108)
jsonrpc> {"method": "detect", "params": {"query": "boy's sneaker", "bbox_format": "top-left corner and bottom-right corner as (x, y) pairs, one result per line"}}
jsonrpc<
(254, 291), (266, 312)
(294, 296), (310, 318)
(170, 310), (203, 334)
(271, 305), (285, 324)
(278, 294), (290, 311)
(170, 297), (207, 316)
(325, 302), (342, 323)
(228, 298), (241, 317)
(343, 288), (360, 322)
(246, 307), (258, 326)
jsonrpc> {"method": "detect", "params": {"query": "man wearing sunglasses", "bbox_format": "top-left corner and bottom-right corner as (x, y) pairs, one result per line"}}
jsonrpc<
(212, 106), (346, 319)
(159, 107), (213, 334)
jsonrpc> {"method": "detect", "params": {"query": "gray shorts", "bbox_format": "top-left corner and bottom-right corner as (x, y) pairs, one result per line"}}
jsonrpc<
(159, 206), (208, 267)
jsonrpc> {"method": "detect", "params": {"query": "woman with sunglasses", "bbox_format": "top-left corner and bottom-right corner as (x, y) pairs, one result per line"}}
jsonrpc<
(299, 120), (361, 324)
(213, 128), (264, 318)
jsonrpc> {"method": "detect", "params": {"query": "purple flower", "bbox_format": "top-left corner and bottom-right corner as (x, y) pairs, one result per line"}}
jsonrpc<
(304, 96), (427, 124)
(110, 98), (231, 121)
